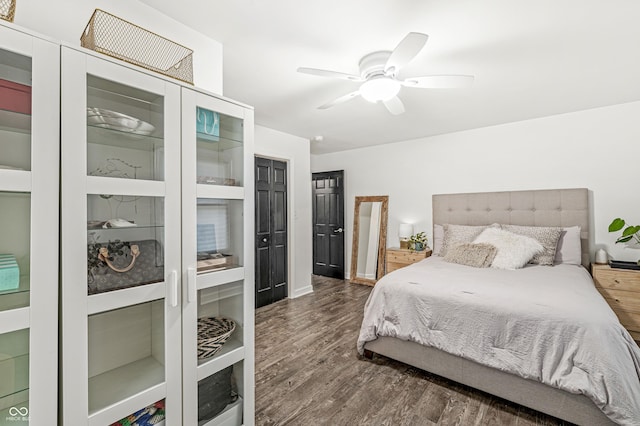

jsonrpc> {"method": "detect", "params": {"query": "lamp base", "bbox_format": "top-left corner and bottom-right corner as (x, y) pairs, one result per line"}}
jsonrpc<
(400, 240), (409, 250)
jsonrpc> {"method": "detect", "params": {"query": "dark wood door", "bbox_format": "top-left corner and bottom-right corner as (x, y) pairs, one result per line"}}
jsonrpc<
(255, 157), (288, 308)
(312, 171), (345, 279)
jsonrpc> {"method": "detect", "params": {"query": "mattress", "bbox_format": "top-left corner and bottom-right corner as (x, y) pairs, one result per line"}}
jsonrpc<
(357, 256), (640, 424)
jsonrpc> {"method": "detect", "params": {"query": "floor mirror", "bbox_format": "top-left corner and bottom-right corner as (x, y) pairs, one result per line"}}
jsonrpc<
(350, 195), (389, 286)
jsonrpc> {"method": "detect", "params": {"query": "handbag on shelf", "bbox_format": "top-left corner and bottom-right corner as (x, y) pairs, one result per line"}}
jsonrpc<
(87, 239), (164, 295)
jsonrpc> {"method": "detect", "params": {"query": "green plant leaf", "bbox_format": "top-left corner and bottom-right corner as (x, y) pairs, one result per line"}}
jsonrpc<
(622, 225), (640, 237)
(609, 218), (625, 232)
(616, 235), (634, 243)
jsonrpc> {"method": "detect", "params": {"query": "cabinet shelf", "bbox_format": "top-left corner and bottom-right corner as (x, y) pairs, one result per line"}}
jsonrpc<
(0, 108), (30, 135)
(88, 282), (165, 315)
(197, 135), (242, 151)
(200, 396), (243, 426)
(88, 356), (165, 418)
(196, 185), (244, 200)
(197, 267), (245, 291)
(197, 338), (244, 381)
(88, 124), (163, 150)
(0, 170), (30, 192)
(0, 275), (29, 313)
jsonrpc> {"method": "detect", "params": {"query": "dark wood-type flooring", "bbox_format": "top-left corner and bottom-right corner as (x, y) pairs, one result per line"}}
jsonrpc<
(255, 275), (570, 425)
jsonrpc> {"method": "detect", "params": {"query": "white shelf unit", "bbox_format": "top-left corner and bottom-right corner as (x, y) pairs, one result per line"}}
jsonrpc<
(181, 88), (255, 426)
(61, 46), (182, 425)
(61, 45), (254, 426)
(0, 22), (59, 426)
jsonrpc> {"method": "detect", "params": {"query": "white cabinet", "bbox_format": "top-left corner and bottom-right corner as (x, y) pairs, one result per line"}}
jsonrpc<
(0, 22), (59, 425)
(181, 89), (254, 425)
(61, 46), (254, 425)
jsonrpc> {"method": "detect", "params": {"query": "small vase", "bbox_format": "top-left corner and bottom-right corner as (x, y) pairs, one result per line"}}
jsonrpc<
(414, 242), (424, 251)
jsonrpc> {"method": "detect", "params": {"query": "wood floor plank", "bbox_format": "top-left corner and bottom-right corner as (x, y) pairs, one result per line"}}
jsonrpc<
(255, 275), (570, 425)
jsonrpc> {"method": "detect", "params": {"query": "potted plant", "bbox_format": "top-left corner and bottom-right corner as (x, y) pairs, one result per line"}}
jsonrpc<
(608, 218), (640, 266)
(409, 231), (428, 252)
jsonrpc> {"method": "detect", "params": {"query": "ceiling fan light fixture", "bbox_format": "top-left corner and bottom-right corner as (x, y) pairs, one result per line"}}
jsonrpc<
(359, 77), (401, 103)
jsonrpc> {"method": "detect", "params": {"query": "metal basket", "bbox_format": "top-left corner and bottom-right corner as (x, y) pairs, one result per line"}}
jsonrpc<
(80, 9), (193, 84)
(0, 0), (16, 22)
(197, 317), (236, 359)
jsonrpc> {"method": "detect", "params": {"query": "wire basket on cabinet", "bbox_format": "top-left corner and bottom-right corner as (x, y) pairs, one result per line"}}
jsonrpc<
(80, 9), (194, 84)
(197, 317), (236, 359)
(0, 0), (16, 22)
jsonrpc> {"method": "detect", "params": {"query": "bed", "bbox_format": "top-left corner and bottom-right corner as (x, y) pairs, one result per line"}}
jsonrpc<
(358, 188), (640, 425)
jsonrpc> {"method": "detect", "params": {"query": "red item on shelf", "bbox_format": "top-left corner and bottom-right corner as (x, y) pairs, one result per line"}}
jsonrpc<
(0, 78), (31, 115)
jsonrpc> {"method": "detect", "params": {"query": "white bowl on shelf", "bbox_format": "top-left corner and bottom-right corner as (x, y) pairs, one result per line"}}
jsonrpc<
(87, 107), (155, 136)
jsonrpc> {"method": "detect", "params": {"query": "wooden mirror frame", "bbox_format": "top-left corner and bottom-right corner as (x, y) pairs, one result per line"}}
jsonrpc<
(350, 195), (389, 286)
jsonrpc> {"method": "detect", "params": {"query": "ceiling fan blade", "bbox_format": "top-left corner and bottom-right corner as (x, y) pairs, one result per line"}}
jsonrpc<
(383, 96), (405, 115)
(297, 67), (363, 82)
(318, 91), (361, 110)
(385, 32), (429, 74)
(401, 75), (475, 88)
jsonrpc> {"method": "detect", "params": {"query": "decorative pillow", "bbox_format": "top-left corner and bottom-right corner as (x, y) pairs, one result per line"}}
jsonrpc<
(443, 243), (498, 268)
(473, 228), (544, 270)
(554, 226), (582, 265)
(440, 224), (499, 257)
(433, 224), (444, 255)
(501, 225), (562, 266)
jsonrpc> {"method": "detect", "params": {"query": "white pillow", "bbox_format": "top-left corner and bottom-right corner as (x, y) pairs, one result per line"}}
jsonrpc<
(554, 226), (582, 265)
(474, 228), (544, 270)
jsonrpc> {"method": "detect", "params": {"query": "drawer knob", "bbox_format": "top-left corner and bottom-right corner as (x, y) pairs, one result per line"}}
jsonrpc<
(614, 279), (620, 284)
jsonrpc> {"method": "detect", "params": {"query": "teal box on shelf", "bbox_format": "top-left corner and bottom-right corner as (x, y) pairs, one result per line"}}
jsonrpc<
(196, 107), (220, 141)
(0, 254), (20, 291)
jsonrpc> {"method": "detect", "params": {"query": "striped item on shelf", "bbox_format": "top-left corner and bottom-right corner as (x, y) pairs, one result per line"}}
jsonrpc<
(0, 254), (19, 291)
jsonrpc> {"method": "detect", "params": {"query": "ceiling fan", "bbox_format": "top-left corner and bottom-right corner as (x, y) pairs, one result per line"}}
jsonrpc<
(297, 32), (474, 115)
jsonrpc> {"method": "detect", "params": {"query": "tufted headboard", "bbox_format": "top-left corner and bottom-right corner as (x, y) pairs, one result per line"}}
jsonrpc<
(432, 188), (590, 268)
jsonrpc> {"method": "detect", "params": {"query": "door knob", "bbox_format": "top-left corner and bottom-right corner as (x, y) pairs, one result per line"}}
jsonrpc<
(262, 237), (268, 242)
(333, 227), (343, 233)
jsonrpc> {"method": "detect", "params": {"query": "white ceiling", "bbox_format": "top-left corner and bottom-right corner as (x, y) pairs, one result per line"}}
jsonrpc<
(140, 0), (640, 154)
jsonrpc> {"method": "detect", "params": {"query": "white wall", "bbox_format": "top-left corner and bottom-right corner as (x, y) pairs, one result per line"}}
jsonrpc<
(312, 101), (640, 274)
(255, 125), (313, 298)
(13, 0), (223, 93)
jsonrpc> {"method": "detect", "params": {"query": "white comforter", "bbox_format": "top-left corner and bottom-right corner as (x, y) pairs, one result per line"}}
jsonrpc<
(357, 256), (640, 424)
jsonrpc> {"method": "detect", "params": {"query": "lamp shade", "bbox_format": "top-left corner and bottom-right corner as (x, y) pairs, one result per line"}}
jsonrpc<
(398, 223), (413, 239)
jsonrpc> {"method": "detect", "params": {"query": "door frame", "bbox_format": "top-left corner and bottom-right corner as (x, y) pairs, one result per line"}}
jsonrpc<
(254, 152), (293, 301)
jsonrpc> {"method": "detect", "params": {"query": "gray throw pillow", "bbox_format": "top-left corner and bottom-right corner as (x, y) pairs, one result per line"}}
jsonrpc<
(443, 243), (498, 268)
(440, 224), (497, 257)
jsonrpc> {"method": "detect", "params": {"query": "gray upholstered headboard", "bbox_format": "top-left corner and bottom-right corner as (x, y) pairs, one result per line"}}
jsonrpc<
(432, 188), (590, 268)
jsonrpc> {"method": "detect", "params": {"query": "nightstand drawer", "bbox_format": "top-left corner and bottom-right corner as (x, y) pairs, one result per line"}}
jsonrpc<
(596, 288), (640, 314)
(385, 248), (431, 275)
(387, 251), (426, 264)
(593, 268), (640, 291)
(592, 264), (640, 342)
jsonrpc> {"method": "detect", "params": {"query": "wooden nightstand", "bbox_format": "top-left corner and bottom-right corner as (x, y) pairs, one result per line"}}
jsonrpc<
(386, 247), (432, 274)
(592, 263), (640, 342)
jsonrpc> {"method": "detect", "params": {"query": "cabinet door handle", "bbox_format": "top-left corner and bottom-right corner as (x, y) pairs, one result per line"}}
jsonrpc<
(169, 270), (178, 308)
(188, 267), (197, 303)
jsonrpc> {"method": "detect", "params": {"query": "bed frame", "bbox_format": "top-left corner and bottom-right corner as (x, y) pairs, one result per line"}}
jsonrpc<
(364, 188), (614, 425)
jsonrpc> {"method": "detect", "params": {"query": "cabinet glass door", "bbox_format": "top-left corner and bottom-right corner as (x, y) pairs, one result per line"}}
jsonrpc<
(62, 47), (181, 426)
(182, 88), (254, 425)
(0, 23), (59, 426)
(0, 47), (31, 313)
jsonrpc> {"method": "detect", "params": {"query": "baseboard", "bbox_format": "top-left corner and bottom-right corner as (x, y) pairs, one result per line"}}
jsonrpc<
(291, 285), (313, 298)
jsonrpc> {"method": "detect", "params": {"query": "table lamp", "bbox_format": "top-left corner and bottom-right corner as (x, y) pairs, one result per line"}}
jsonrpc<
(398, 223), (413, 249)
